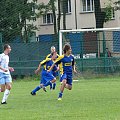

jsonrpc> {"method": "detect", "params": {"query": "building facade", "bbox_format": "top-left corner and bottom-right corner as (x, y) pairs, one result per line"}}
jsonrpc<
(29, 0), (120, 36)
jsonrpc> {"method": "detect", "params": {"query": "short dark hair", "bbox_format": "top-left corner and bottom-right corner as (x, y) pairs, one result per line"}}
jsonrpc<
(4, 44), (10, 50)
(63, 44), (71, 53)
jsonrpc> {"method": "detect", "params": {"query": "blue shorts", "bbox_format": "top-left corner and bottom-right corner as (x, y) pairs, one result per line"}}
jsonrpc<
(0, 72), (12, 84)
(60, 73), (72, 85)
(40, 70), (55, 84)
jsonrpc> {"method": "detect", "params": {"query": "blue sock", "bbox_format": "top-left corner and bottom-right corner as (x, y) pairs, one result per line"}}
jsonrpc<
(32, 86), (41, 93)
(53, 83), (56, 89)
(50, 82), (52, 89)
(58, 92), (63, 98)
(44, 81), (52, 87)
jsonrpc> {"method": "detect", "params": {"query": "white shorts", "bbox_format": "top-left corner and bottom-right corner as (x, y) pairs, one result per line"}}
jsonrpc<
(0, 72), (12, 84)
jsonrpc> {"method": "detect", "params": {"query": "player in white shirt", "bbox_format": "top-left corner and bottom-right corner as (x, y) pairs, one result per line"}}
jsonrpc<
(0, 44), (14, 104)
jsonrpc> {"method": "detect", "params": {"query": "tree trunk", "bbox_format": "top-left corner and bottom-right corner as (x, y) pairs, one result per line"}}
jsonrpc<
(94, 0), (105, 28)
(51, 0), (57, 35)
(57, 0), (61, 32)
(62, 0), (67, 30)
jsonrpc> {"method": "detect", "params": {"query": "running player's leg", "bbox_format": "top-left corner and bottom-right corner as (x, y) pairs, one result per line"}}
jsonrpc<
(43, 72), (56, 88)
(1, 74), (12, 104)
(31, 73), (45, 95)
(58, 74), (67, 100)
(65, 74), (72, 90)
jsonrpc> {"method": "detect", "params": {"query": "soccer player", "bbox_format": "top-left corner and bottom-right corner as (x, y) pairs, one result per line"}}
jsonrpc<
(46, 46), (59, 90)
(0, 44), (14, 104)
(31, 52), (58, 95)
(48, 43), (77, 100)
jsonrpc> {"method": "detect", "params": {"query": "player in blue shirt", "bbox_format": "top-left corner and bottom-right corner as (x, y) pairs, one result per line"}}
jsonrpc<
(46, 46), (59, 90)
(48, 44), (77, 100)
(31, 52), (58, 95)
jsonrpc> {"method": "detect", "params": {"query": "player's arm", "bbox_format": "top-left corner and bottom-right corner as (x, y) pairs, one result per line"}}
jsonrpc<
(72, 57), (77, 73)
(35, 63), (41, 75)
(47, 63), (55, 72)
(35, 58), (50, 74)
(0, 66), (8, 72)
(47, 55), (63, 72)
(9, 67), (14, 72)
(0, 55), (8, 72)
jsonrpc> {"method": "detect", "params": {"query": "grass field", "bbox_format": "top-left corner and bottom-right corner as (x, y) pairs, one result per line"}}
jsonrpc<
(0, 76), (120, 120)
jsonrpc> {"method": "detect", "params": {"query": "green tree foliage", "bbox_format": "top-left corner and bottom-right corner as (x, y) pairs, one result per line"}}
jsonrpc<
(104, 0), (120, 22)
(104, 1), (113, 22)
(0, 0), (37, 43)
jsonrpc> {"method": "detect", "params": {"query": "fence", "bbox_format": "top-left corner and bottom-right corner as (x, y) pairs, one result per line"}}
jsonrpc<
(0, 33), (120, 76)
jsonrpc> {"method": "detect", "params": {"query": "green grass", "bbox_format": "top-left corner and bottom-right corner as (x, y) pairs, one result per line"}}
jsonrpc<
(0, 76), (120, 120)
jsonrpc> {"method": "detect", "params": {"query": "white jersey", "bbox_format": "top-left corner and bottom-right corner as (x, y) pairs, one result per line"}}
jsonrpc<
(0, 53), (10, 74)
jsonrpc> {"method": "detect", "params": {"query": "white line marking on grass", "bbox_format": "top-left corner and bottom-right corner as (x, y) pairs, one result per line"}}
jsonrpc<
(73, 80), (79, 82)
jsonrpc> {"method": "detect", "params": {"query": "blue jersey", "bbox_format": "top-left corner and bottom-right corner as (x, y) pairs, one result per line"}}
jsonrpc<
(54, 54), (75, 74)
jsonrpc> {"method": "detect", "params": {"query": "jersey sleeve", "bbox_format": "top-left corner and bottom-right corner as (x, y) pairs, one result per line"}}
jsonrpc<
(46, 54), (51, 59)
(40, 58), (51, 65)
(54, 55), (64, 65)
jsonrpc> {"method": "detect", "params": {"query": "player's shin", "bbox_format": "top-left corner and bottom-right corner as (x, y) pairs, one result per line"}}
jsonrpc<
(53, 82), (56, 90)
(2, 89), (10, 103)
(32, 86), (41, 94)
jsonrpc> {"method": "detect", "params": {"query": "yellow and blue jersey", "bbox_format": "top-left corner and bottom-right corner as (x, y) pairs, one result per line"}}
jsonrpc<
(54, 54), (75, 74)
(46, 53), (59, 77)
(40, 58), (57, 84)
(40, 58), (57, 71)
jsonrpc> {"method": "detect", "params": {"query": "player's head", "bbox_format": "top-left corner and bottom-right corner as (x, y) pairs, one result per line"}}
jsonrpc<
(51, 52), (57, 60)
(4, 44), (11, 54)
(63, 43), (72, 54)
(51, 46), (56, 53)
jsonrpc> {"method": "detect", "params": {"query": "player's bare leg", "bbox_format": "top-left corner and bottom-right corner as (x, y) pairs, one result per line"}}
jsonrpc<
(1, 83), (12, 104)
(0, 84), (6, 92)
(58, 79), (66, 100)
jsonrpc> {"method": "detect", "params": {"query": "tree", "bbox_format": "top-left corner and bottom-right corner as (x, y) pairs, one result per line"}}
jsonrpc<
(49, 0), (57, 35)
(104, 0), (120, 22)
(0, 0), (37, 43)
(16, 0), (38, 43)
(61, 0), (68, 30)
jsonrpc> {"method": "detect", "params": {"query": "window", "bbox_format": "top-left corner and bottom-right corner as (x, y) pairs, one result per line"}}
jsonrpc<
(82, 0), (94, 12)
(43, 13), (53, 24)
(61, 0), (71, 13)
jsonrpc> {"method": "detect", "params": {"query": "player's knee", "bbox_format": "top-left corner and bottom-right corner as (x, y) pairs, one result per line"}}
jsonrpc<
(6, 83), (12, 90)
(62, 80), (66, 85)
(52, 78), (56, 83)
(7, 85), (12, 90)
(40, 84), (43, 87)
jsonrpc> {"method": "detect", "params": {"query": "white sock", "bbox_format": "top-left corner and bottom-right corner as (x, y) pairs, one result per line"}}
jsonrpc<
(2, 89), (10, 103)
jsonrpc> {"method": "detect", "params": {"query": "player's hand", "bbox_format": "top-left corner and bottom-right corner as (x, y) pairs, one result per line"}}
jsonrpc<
(9, 67), (14, 72)
(47, 70), (50, 72)
(73, 69), (77, 73)
(35, 69), (39, 75)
